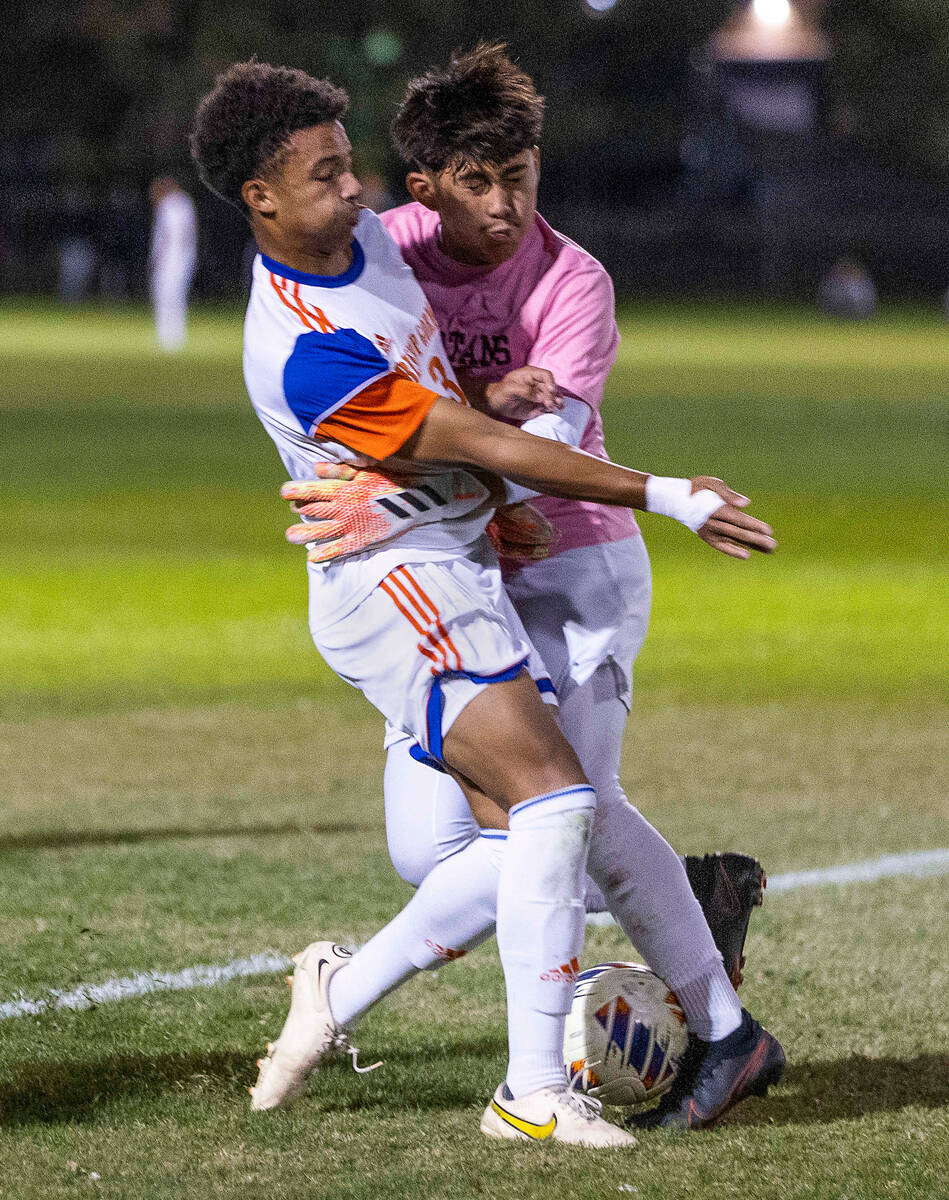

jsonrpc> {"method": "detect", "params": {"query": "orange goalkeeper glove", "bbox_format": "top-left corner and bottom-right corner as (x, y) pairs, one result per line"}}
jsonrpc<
(282, 463), (491, 563)
(486, 502), (558, 564)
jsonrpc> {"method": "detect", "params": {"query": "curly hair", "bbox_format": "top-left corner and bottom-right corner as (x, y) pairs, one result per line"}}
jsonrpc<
(190, 60), (349, 213)
(391, 43), (544, 173)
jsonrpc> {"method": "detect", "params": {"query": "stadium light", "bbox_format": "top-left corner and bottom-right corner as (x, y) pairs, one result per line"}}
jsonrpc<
(584, 0), (620, 12)
(752, 0), (792, 27)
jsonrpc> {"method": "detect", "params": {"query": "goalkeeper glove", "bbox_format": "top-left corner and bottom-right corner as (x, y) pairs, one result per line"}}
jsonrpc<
(486, 502), (558, 564)
(282, 463), (491, 563)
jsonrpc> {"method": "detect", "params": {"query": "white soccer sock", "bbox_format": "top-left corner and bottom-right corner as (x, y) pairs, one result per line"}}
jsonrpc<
(497, 785), (595, 1099)
(584, 791), (740, 1037)
(560, 680), (741, 1040)
(327, 833), (501, 1028)
(669, 960), (742, 1041)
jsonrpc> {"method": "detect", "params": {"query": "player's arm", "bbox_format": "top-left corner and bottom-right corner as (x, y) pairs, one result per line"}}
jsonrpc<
(279, 328), (773, 560)
(393, 397), (775, 559)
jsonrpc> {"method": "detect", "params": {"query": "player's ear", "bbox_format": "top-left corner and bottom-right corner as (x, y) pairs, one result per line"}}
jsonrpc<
(406, 171), (437, 211)
(242, 178), (276, 218)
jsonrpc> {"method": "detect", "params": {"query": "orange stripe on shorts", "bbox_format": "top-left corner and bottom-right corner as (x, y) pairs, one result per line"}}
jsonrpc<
(394, 567), (463, 671)
(379, 577), (449, 673)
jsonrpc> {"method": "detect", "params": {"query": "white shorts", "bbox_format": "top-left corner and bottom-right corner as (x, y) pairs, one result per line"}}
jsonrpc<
(504, 535), (651, 709)
(309, 550), (552, 760)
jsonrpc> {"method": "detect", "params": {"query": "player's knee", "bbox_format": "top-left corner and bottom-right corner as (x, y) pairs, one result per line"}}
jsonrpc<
(387, 838), (434, 887)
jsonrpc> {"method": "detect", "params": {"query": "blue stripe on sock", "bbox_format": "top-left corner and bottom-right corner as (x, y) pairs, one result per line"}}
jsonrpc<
(509, 784), (596, 820)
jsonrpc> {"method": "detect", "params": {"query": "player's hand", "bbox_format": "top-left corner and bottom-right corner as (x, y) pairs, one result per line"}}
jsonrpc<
(283, 466), (412, 562)
(689, 476), (777, 560)
(484, 366), (563, 421)
(486, 502), (559, 564)
(281, 463), (491, 563)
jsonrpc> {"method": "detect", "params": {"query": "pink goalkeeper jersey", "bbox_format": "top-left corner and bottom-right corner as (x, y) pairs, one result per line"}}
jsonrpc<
(380, 203), (639, 556)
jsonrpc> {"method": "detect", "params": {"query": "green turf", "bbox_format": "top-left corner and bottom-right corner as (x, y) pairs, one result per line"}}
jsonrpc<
(1, 301), (947, 1198)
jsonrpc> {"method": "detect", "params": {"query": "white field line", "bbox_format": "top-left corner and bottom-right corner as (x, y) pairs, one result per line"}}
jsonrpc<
(3, 849), (949, 1022)
(589, 847), (949, 926)
(0, 952), (290, 1022)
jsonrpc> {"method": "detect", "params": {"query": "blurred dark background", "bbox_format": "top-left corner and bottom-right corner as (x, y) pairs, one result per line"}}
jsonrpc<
(3, 0), (947, 301)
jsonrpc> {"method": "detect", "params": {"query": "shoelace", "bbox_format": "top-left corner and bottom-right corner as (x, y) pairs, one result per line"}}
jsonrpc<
(559, 1089), (604, 1122)
(257, 1029), (381, 1078)
(346, 1043), (382, 1075)
(322, 1025), (383, 1075)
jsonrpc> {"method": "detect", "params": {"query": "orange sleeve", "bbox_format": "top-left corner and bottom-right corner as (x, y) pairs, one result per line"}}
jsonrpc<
(314, 373), (440, 459)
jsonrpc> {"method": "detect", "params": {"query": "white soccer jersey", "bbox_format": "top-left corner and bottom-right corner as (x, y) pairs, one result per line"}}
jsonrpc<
(242, 208), (493, 624)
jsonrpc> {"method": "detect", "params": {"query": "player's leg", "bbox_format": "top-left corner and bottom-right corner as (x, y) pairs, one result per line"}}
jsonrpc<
(440, 680), (635, 1146)
(383, 729), (478, 885)
(153, 265), (187, 351)
(254, 558), (633, 1143)
(509, 536), (763, 982)
(439, 671), (595, 1098)
(560, 669), (742, 1043)
(383, 689), (740, 1042)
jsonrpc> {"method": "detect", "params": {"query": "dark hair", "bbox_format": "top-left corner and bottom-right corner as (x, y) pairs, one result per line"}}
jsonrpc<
(391, 42), (544, 172)
(190, 60), (349, 212)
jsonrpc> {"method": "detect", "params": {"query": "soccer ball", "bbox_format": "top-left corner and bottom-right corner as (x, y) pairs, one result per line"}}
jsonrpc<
(563, 962), (689, 1107)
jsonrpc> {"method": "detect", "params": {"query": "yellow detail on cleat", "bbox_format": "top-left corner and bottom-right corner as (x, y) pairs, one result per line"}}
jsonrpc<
(291, 952), (303, 964)
(286, 976), (293, 986)
(489, 1099), (557, 1141)
(257, 1059), (264, 1069)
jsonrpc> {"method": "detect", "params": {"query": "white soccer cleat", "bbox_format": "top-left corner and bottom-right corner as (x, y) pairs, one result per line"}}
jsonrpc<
(480, 1083), (637, 1148)
(249, 940), (354, 1111)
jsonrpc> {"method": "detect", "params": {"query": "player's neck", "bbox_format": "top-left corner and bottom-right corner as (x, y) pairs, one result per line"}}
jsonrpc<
(253, 227), (353, 278)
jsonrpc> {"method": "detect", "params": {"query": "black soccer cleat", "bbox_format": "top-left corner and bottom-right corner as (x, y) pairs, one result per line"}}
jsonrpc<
(629, 1008), (785, 1131)
(684, 852), (766, 988)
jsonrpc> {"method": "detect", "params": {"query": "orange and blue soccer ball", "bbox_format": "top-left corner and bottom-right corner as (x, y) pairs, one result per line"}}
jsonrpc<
(563, 962), (689, 1106)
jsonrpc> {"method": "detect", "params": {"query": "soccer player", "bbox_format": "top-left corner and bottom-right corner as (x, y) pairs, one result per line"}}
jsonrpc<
(191, 60), (783, 1144)
(148, 176), (198, 351)
(377, 44), (765, 988)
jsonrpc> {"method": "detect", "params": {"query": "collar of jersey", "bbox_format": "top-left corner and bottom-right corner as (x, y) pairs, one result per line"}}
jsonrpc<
(260, 239), (365, 288)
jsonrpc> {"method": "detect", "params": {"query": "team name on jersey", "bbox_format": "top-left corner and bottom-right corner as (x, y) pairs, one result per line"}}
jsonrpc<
(383, 303), (440, 382)
(444, 329), (511, 370)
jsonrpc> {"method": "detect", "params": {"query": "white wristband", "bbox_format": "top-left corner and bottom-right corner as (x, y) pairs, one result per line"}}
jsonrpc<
(644, 476), (725, 533)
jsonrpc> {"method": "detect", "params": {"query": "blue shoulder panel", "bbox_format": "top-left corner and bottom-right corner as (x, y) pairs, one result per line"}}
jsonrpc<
(282, 327), (390, 433)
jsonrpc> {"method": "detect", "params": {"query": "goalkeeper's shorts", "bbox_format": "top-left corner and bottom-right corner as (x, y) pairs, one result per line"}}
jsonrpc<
(309, 548), (553, 762)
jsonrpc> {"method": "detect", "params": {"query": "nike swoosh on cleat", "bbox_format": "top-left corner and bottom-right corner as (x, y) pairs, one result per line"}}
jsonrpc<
(693, 1037), (772, 1126)
(490, 1100), (557, 1141)
(731, 1037), (770, 1102)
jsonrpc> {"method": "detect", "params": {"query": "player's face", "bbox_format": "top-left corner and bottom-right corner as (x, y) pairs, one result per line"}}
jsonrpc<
(423, 148), (540, 268)
(247, 122), (362, 258)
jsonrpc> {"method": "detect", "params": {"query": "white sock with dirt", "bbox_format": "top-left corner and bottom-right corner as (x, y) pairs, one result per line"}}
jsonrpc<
(496, 784), (595, 1099)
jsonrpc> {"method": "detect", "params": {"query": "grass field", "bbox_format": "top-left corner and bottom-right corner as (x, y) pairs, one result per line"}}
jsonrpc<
(1, 301), (947, 1198)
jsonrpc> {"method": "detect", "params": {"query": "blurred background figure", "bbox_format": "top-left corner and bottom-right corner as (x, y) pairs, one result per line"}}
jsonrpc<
(148, 176), (197, 351)
(57, 184), (97, 303)
(817, 256), (877, 319)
